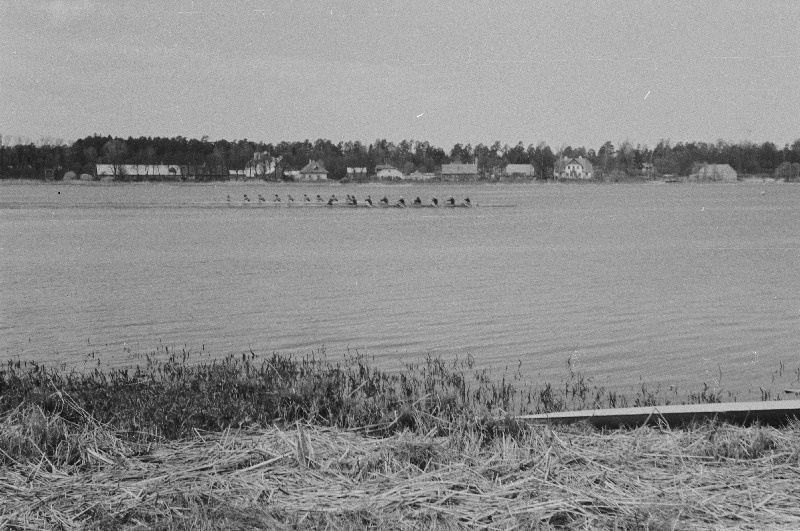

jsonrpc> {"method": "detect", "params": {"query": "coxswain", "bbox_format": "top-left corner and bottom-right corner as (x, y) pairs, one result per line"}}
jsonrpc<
(273, 194), (281, 202)
(431, 197), (439, 206)
(447, 196), (455, 205)
(365, 195), (373, 206)
(380, 196), (389, 205)
(397, 196), (406, 206)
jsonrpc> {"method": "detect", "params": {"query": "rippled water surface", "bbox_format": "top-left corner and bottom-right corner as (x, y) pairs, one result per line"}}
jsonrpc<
(2, 181), (799, 398)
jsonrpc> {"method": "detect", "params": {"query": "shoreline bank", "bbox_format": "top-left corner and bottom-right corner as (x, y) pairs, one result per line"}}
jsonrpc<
(3, 352), (800, 528)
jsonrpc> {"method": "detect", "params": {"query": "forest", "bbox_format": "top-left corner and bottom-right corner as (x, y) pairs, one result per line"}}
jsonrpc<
(1, 134), (799, 181)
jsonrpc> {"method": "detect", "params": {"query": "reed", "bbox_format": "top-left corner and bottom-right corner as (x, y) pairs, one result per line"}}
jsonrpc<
(3, 351), (800, 528)
(0, 350), (759, 444)
(2, 403), (800, 529)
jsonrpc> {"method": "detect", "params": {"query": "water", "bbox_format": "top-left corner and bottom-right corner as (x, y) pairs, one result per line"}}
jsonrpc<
(2, 181), (799, 399)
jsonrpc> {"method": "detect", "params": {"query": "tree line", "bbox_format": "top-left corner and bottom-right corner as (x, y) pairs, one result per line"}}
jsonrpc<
(1, 134), (799, 181)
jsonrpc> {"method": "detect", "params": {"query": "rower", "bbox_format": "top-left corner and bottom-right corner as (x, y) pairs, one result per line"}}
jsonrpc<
(273, 194), (281, 202)
(447, 196), (455, 205)
(365, 195), (373, 206)
(226, 195), (231, 203)
(243, 194), (251, 202)
(258, 194), (266, 202)
(327, 196), (336, 205)
(431, 197), (439, 206)
(379, 196), (389, 205)
(413, 196), (422, 205)
(464, 197), (471, 206)
(288, 195), (295, 202)
(351, 196), (358, 206)
(303, 194), (311, 202)
(316, 194), (323, 202)
(397, 196), (406, 206)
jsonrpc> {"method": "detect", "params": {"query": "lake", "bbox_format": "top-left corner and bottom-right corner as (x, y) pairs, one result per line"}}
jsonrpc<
(2, 181), (799, 400)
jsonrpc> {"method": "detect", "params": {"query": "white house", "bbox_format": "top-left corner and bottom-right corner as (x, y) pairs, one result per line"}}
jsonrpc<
(375, 164), (403, 180)
(555, 157), (594, 179)
(504, 163), (536, 177)
(347, 167), (367, 178)
(406, 171), (436, 181)
(96, 164), (182, 179)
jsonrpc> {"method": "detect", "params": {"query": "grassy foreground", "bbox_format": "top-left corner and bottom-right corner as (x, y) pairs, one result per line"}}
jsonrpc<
(2, 352), (800, 529)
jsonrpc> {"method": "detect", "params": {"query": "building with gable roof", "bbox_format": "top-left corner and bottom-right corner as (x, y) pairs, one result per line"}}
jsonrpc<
(555, 156), (594, 180)
(440, 162), (479, 181)
(298, 160), (329, 181)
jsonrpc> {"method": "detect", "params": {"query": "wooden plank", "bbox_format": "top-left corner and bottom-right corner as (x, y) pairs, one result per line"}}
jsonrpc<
(517, 400), (800, 428)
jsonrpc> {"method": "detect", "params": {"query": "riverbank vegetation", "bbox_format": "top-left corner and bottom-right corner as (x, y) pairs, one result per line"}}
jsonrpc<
(3, 351), (800, 528)
(0, 350), (736, 442)
(3, 134), (800, 182)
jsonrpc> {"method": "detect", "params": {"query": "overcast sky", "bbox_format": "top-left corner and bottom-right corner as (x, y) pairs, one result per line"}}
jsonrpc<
(2, 0), (799, 149)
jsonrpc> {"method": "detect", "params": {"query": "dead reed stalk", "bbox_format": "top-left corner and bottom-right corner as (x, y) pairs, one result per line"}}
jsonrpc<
(3, 410), (800, 530)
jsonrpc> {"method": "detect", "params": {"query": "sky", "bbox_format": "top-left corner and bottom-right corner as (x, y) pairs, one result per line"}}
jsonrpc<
(2, 0), (799, 150)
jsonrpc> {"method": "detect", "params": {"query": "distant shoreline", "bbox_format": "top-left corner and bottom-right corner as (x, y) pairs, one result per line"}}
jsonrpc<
(0, 177), (791, 186)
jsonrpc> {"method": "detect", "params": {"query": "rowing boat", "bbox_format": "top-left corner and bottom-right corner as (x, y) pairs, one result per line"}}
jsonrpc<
(518, 400), (800, 428)
(218, 201), (504, 209)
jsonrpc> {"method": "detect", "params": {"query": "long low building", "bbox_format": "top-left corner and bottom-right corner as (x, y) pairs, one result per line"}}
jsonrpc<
(96, 164), (182, 178)
(504, 163), (536, 177)
(441, 162), (479, 181)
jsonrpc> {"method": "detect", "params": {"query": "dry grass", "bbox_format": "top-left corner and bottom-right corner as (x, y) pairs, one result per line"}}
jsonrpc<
(3, 405), (800, 530)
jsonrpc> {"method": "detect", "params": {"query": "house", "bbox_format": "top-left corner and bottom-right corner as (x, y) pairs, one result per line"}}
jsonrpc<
(504, 164), (536, 177)
(244, 153), (279, 178)
(96, 164), (182, 180)
(298, 160), (328, 181)
(440, 162), (479, 181)
(347, 167), (367, 178)
(690, 163), (737, 183)
(406, 171), (436, 181)
(555, 157), (593, 179)
(375, 164), (403, 180)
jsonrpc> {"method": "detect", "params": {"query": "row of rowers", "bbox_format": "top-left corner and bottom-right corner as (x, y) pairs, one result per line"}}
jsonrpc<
(231, 194), (472, 206)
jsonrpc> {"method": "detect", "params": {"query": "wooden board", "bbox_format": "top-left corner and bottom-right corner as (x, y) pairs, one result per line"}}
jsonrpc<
(517, 400), (800, 428)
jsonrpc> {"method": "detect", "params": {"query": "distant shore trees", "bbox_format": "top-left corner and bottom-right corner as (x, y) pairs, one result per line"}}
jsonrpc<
(1, 134), (799, 181)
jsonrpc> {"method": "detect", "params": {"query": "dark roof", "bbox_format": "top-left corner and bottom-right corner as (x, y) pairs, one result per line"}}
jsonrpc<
(299, 160), (328, 174)
(564, 157), (593, 172)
